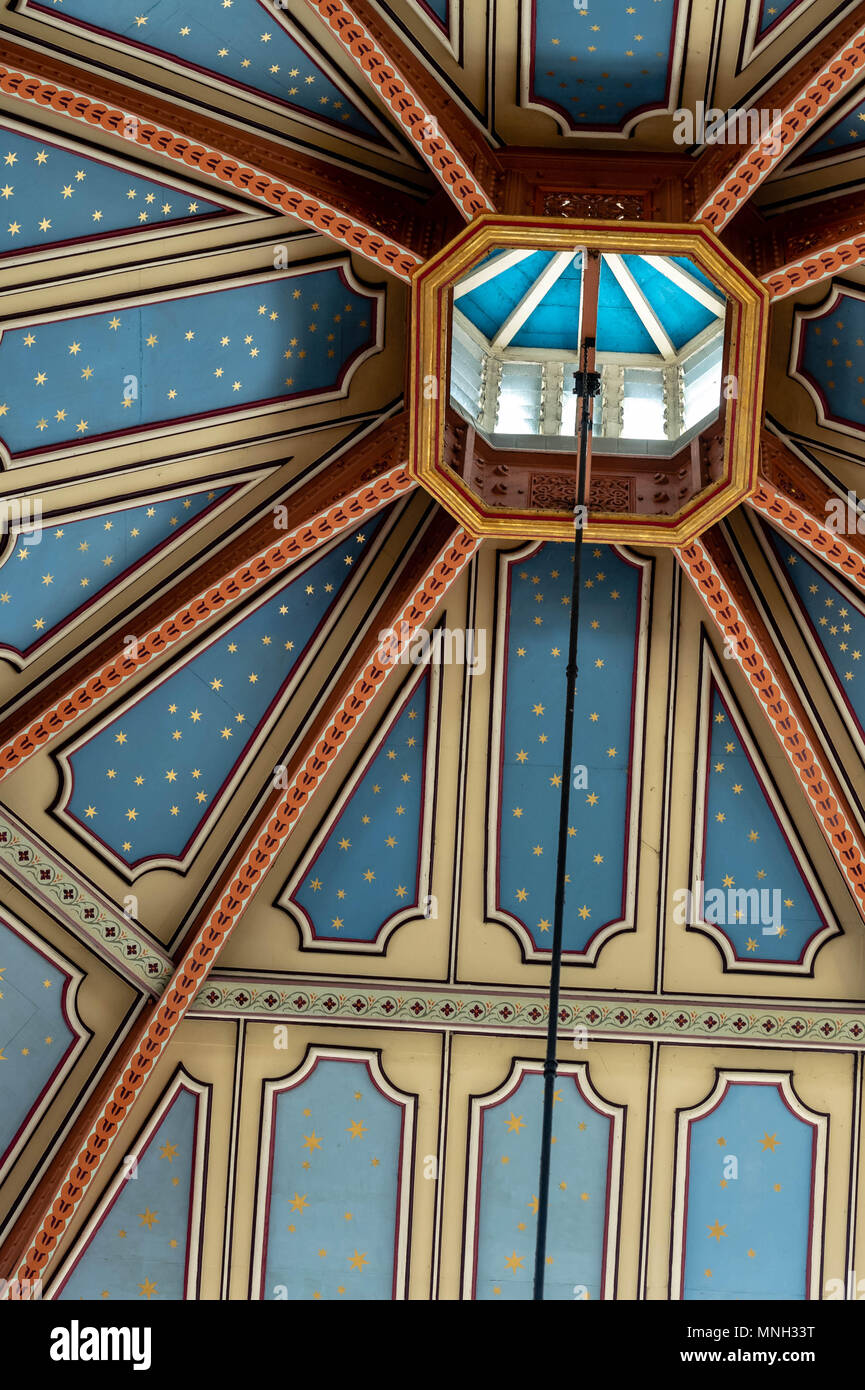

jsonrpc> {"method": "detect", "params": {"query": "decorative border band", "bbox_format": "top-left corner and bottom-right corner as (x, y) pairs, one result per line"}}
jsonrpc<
(303, 0), (496, 218)
(0, 61), (421, 280)
(188, 975), (865, 1049)
(764, 234), (865, 300)
(696, 27), (865, 230)
(0, 808), (172, 992)
(748, 474), (865, 593)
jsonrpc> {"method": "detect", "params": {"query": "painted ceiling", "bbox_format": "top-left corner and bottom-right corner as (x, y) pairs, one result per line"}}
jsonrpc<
(0, 0), (864, 1315)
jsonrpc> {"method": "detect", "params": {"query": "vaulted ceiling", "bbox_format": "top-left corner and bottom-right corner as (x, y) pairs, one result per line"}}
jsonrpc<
(2, 0), (865, 1306)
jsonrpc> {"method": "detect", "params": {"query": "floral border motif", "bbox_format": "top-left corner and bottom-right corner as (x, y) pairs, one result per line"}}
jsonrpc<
(190, 977), (865, 1048)
(0, 810), (171, 992)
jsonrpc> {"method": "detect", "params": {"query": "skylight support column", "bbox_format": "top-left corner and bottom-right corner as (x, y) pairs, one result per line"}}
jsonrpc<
(479, 355), (501, 434)
(579, 252), (601, 498)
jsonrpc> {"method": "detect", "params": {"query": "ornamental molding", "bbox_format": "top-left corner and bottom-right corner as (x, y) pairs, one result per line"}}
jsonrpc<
(188, 974), (865, 1049)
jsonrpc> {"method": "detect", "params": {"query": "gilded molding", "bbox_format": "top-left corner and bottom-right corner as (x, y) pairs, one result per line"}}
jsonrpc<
(411, 216), (767, 544)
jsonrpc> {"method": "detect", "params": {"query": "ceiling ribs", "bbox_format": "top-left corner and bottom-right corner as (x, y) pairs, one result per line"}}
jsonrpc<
(0, 806), (173, 994)
(0, 414), (413, 782)
(604, 253), (676, 361)
(748, 432), (865, 592)
(639, 254), (726, 317)
(688, 1), (865, 232)
(301, 0), (499, 218)
(453, 248), (535, 300)
(0, 38), (427, 278)
(491, 249), (575, 349)
(677, 526), (865, 926)
(763, 231), (865, 299)
(0, 518), (479, 1291)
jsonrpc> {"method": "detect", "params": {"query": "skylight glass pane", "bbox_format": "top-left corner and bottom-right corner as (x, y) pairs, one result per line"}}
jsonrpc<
(449, 324), (484, 424)
(622, 367), (666, 440)
(683, 339), (723, 428)
(496, 361), (543, 433)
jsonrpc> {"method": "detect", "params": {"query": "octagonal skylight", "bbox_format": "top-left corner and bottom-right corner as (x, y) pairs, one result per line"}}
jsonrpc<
(449, 248), (727, 455)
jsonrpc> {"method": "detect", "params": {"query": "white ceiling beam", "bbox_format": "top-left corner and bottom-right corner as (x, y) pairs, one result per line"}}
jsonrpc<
(639, 254), (727, 317)
(604, 252), (676, 362)
(453, 249), (537, 300)
(492, 250), (577, 350)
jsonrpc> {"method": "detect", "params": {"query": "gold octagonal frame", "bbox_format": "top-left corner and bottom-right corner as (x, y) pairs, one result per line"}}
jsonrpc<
(409, 215), (769, 545)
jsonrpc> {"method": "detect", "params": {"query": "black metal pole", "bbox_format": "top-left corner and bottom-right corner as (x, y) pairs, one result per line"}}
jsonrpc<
(532, 337), (596, 1300)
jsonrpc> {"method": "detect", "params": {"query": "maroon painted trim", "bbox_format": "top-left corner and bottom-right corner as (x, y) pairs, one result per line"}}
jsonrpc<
(56, 519), (389, 874)
(526, 0), (682, 136)
(694, 677), (831, 966)
(0, 918), (86, 1174)
(255, 1051), (412, 1301)
(493, 540), (645, 957)
(0, 481), (246, 663)
(49, 1079), (204, 1299)
(468, 1064), (617, 1300)
(0, 266), (380, 463)
(678, 1076), (821, 1300)
(287, 663), (433, 945)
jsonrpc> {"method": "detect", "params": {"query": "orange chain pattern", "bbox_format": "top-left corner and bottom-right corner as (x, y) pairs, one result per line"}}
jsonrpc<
(677, 537), (865, 915)
(303, 0), (496, 220)
(0, 64), (422, 281)
(764, 234), (865, 299)
(12, 528), (478, 1287)
(696, 29), (865, 230)
(748, 476), (865, 590)
(0, 467), (413, 781)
